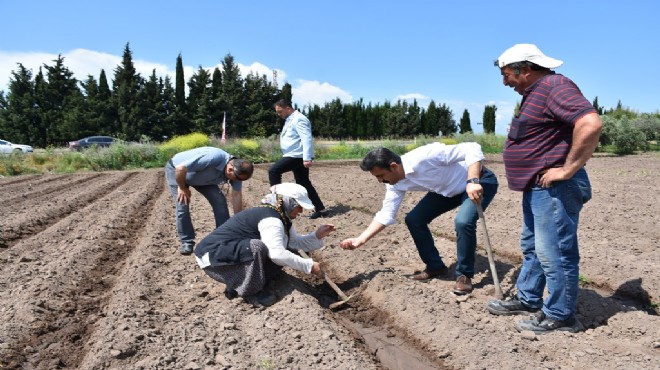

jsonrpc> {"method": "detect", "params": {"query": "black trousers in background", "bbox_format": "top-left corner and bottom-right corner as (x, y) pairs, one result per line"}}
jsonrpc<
(268, 157), (325, 212)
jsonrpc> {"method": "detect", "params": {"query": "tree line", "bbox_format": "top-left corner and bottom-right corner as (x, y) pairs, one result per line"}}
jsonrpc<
(0, 43), (504, 148)
(2, 43), (655, 150)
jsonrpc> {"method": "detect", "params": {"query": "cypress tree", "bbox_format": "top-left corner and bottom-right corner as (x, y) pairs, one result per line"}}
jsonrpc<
(483, 105), (497, 134)
(459, 109), (472, 134)
(220, 54), (246, 136)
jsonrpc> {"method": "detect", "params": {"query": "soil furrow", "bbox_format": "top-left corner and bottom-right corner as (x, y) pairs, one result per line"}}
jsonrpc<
(0, 171), (163, 369)
(0, 173), (103, 206)
(0, 172), (134, 249)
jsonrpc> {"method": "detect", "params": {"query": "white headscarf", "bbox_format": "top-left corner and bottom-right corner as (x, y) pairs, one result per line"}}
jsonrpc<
(261, 193), (300, 218)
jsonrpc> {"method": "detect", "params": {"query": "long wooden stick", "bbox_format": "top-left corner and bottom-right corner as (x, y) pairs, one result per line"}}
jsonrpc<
(298, 249), (351, 302)
(476, 204), (504, 299)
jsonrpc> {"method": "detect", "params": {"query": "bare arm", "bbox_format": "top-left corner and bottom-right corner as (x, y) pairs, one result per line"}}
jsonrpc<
(540, 112), (602, 187)
(465, 161), (484, 204)
(231, 189), (243, 214)
(564, 112), (603, 172)
(340, 219), (386, 250)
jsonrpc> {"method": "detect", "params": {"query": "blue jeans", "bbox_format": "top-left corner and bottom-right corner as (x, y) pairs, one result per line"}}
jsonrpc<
(515, 168), (592, 321)
(165, 167), (230, 246)
(405, 169), (498, 277)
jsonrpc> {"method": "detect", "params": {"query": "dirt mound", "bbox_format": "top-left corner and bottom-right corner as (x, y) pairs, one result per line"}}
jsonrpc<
(0, 154), (658, 369)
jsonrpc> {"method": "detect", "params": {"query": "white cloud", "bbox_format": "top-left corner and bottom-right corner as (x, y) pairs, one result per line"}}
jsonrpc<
(291, 80), (352, 108)
(394, 93), (429, 102)
(0, 49), (347, 110)
(394, 93), (431, 105)
(0, 49), (185, 91)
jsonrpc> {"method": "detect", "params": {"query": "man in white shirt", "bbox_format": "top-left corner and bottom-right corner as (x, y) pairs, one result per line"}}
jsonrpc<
(340, 142), (498, 294)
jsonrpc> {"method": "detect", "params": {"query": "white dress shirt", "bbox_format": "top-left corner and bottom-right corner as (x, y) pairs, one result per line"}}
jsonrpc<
(374, 142), (484, 226)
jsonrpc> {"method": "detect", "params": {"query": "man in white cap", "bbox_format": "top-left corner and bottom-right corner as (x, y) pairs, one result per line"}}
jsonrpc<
(486, 44), (602, 334)
(193, 183), (335, 307)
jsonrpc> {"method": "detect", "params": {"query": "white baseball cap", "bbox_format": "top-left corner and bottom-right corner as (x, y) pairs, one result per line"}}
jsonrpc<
(496, 43), (563, 69)
(270, 183), (315, 210)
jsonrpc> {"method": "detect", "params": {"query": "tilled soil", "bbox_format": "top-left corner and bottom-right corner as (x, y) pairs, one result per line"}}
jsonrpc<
(0, 154), (658, 370)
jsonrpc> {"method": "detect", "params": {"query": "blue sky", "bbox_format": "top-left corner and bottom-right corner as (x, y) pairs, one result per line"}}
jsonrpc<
(1, 1), (658, 135)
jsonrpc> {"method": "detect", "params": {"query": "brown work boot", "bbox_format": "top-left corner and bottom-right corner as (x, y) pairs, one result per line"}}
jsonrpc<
(407, 266), (449, 282)
(453, 275), (473, 295)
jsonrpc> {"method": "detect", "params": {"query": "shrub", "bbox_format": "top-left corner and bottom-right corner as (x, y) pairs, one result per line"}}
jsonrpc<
(453, 133), (505, 153)
(633, 114), (660, 142)
(159, 133), (211, 153)
(224, 138), (270, 163)
(601, 116), (647, 154)
(612, 122), (646, 155)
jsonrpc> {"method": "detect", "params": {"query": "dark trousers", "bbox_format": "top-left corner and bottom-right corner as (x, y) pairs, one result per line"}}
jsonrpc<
(405, 169), (498, 277)
(268, 157), (325, 211)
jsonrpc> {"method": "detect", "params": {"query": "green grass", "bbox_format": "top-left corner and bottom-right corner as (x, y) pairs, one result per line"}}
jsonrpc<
(578, 274), (591, 287)
(257, 358), (275, 370)
(1, 134), (508, 176)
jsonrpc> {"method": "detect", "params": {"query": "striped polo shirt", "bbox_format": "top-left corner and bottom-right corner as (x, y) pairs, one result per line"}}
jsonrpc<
(503, 73), (596, 191)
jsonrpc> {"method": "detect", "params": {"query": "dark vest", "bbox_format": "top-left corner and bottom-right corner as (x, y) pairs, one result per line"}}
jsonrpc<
(194, 206), (291, 266)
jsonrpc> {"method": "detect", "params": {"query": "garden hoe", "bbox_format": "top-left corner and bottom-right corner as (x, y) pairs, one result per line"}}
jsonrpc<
(476, 204), (504, 300)
(298, 250), (353, 309)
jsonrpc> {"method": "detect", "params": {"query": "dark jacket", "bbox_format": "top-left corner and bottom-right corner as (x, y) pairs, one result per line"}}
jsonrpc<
(194, 206), (291, 266)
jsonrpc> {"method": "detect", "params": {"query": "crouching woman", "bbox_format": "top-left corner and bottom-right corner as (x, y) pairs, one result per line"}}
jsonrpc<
(194, 183), (335, 306)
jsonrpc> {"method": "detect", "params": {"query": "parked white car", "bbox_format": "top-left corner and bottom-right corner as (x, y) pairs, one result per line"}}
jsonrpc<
(0, 139), (34, 154)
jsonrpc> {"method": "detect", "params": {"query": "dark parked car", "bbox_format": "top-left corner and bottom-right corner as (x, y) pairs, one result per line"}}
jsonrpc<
(69, 136), (119, 151)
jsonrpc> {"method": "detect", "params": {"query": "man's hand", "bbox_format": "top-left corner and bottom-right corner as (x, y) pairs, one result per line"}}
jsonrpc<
(303, 160), (313, 168)
(466, 183), (483, 204)
(177, 186), (192, 205)
(315, 224), (336, 239)
(538, 167), (570, 188)
(340, 237), (365, 250)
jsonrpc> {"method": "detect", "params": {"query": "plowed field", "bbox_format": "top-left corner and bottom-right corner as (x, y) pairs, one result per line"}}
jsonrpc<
(1, 154), (658, 369)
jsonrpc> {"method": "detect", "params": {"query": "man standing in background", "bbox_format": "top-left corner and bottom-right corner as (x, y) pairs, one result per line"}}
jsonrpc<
(269, 99), (328, 219)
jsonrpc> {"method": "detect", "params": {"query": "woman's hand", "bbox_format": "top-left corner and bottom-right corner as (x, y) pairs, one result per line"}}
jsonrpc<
(315, 224), (336, 239)
(311, 262), (324, 278)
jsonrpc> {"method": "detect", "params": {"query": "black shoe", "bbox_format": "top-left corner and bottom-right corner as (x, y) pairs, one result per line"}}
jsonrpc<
(256, 291), (277, 307)
(487, 297), (540, 316)
(244, 291), (277, 307)
(224, 288), (238, 300)
(179, 243), (194, 255)
(515, 311), (582, 334)
(309, 210), (329, 219)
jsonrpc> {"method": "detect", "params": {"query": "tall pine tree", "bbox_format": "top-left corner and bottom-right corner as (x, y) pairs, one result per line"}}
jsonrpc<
(483, 105), (497, 134)
(112, 43), (144, 140)
(459, 109), (472, 134)
(220, 54), (246, 136)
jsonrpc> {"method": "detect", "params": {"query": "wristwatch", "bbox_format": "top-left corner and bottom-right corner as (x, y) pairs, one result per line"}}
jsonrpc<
(466, 178), (480, 184)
